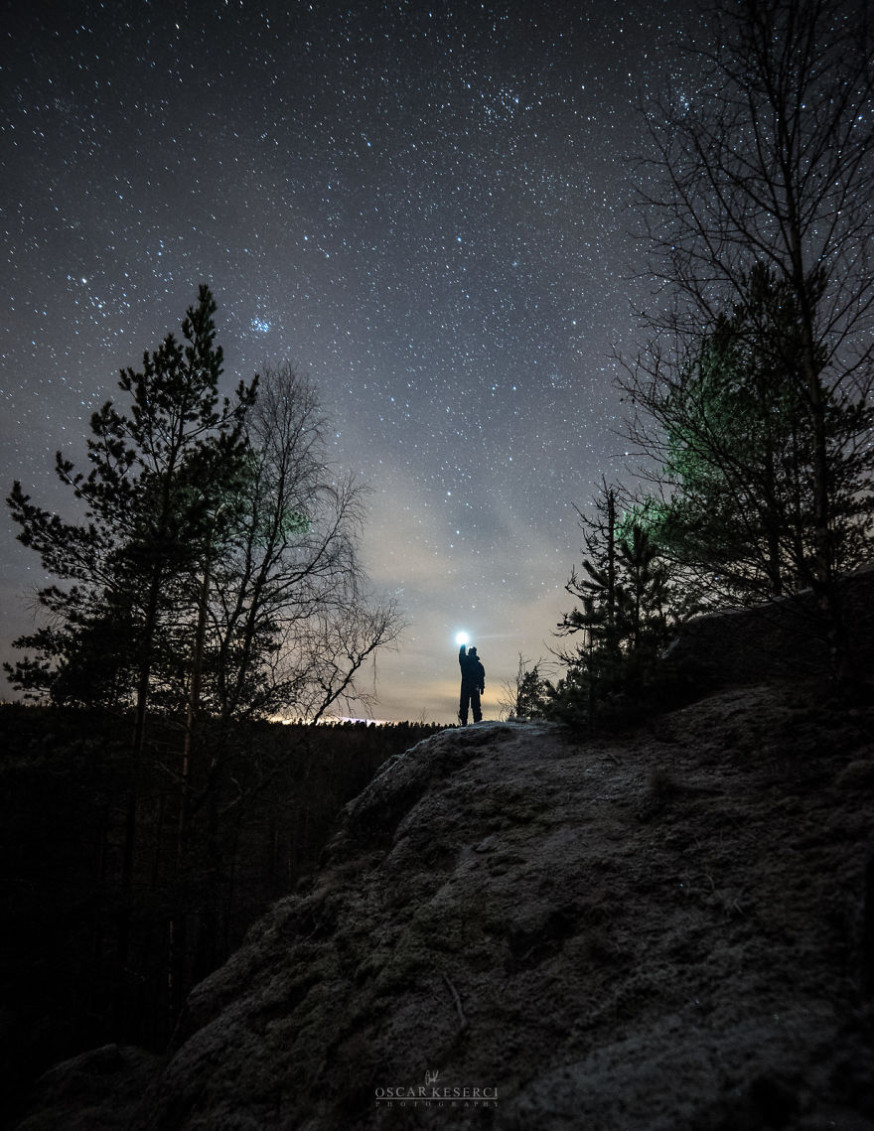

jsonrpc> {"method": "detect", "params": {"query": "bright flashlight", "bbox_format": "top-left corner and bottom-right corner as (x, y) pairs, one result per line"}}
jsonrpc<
(455, 631), (470, 646)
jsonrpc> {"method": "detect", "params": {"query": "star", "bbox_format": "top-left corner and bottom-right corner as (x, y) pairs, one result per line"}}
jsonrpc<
(1, 0), (694, 722)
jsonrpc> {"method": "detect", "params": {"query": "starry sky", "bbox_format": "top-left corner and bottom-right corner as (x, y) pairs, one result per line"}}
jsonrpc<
(2, 0), (698, 722)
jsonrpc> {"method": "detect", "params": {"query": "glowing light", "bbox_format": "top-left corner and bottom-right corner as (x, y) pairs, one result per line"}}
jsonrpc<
(455, 631), (470, 646)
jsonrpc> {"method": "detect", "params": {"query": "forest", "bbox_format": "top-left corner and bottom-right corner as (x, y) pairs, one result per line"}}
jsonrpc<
(3, 0), (874, 1123)
(1, 288), (414, 1120)
(0, 704), (442, 1126)
(515, 0), (874, 730)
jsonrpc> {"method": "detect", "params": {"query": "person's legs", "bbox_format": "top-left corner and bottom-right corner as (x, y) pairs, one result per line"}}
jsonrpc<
(471, 689), (482, 723)
(459, 689), (470, 725)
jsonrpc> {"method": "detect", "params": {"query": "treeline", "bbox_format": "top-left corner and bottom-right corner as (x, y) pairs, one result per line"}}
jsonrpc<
(3, 286), (411, 1098)
(0, 703), (443, 1125)
(6, 286), (403, 722)
(516, 0), (874, 729)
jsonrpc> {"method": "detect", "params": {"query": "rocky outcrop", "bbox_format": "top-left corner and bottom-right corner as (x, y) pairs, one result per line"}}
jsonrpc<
(13, 684), (874, 1130)
(76, 687), (872, 1131)
(665, 565), (874, 690)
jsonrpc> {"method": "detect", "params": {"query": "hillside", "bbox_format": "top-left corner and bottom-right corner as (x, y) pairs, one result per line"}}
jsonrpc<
(15, 680), (874, 1130)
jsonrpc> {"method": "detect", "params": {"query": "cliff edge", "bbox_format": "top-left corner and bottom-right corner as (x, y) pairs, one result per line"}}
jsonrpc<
(17, 680), (874, 1130)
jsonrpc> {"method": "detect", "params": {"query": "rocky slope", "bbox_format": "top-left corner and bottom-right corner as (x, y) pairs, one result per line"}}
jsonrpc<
(17, 681), (874, 1130)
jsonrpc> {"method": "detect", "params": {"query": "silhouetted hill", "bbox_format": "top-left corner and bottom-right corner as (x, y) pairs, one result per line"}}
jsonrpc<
(13, 675), (874, 1130)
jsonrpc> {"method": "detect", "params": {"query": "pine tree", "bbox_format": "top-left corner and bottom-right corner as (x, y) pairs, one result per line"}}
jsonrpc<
(630, 266), (874, 615)
(7, 287), (259, 1023)
(514, 664), (551, 720)
(554, 484), (675, 729)
(6, 285), (257, 725)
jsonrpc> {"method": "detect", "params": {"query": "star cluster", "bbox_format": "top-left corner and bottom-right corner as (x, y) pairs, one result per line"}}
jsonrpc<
(1, 0), (692, 721)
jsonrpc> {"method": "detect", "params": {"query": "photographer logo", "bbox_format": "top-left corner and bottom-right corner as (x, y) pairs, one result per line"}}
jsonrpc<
(375, 1069), (498, 1108)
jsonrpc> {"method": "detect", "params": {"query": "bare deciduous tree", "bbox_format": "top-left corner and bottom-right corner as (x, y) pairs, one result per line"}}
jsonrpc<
(201, 362), (403, 724)
(626, 0), (874, 674)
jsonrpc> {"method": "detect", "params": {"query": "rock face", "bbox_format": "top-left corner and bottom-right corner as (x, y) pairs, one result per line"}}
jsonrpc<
(665, 565), (874, 690)
(94, 686), (874, 1131)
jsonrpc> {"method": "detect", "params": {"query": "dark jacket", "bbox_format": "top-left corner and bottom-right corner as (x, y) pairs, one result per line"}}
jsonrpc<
(459, 646), (485, 692)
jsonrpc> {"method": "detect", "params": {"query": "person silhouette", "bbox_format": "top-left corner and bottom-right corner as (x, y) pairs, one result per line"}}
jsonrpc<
(458, 643), (485, 725)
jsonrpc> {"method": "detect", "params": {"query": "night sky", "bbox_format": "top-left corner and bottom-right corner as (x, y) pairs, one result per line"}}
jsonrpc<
(2, 0), (697, 722)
